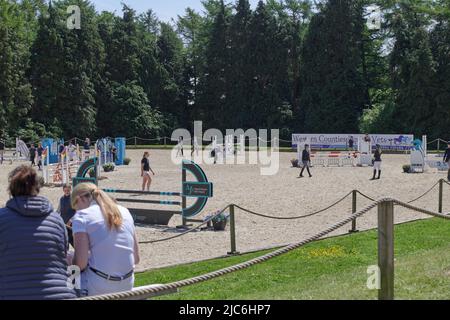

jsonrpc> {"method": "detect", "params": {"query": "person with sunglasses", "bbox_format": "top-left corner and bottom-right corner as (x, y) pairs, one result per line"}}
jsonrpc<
(69, 183), (140, 297)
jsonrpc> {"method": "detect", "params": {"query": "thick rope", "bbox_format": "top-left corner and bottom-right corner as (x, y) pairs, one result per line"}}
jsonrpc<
(356, 190), (376, 202)
(77, 199), (381, 300)
(78, 198), (450, 300)
(138, 205), (230, 244)
(393, 199), (450, 218)
(138, 180), (449, 244)
(406, 180), (440, 204)
(357, 180), (444, 204)
(233, 191), (353, 220)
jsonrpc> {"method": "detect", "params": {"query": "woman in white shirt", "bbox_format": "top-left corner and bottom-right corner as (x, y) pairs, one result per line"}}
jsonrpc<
(70, 183), (140, 297)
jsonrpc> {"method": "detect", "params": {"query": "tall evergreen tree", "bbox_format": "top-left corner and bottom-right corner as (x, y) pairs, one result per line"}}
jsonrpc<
(197, 0), (231, 130)
(299, 0), (366, 133)
(29, 2), (66, 134)
(227, 0), (253, 128)
(430, 18), (450, 138)
(390, 5), (436, 136)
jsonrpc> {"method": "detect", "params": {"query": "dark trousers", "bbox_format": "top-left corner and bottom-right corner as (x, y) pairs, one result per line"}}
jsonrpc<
(300, 161), (312, 176)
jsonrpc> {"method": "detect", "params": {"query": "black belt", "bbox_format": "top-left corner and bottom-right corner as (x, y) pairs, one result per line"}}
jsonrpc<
(89, 267), (134, 282)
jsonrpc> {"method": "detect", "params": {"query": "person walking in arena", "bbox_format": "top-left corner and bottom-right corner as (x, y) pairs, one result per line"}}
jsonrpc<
(29, 143), (36, 167)
(0, 138), (5, 164)
(70, 183), (140, 297)
(176, 136), (184, 157)
(298, 144), (312, 178)
(371, 144), (383, 180)
(141, 151), (155, 191)
(37, 142), (44, 171)
(444, 141), (450, 181)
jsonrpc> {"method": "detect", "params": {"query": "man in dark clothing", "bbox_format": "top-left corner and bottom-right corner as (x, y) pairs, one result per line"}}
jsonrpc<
(298, 144), (312, 178)
(444, 141), (450, 181)
(348, 136), (354, 151)
(29, 144), (36, 166)
(37, 143), (44, 170)
(0, 139), (5, 164)
(58, 184), (76, 247)
(111, 145), (117, 163)
(371, 144), (382, 180)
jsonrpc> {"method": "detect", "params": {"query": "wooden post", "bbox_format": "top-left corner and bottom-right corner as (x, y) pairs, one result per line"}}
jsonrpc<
(227, 205), (238, 255)
(378, 200), (394, 300)
(134, 137), (137, 147)
(164, 137), (167, 148)
(439, 179), (443, 214)
(349, 190), (358, 233)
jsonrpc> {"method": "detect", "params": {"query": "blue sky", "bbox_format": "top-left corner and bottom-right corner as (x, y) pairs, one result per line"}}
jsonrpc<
(90, 0), (260, 22)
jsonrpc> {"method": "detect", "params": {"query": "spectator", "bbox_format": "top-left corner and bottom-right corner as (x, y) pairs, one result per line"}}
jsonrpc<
(29, 143), (36, 167)
(0, 165), (76, 300)
(348, 136), (354, 151)
(58, 143), (66, 164)
(444, 141), (450, 181)
(111, 145), (117, 163)
(68, 140), (77, 162)
(176, 136), (184, 157)
(70, 183), (140, 296)
(0, 138), (5, 164)
(83, 138), (91, 160)
(58, 184), (76, 247)
(37, 142), (44, 171)
(364, 133), (371, 143)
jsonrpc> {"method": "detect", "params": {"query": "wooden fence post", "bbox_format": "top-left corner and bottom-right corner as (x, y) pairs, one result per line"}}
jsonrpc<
(228, 205), (238, 255)
(349, 190), (358, 233)
(378, 200), (395, 300)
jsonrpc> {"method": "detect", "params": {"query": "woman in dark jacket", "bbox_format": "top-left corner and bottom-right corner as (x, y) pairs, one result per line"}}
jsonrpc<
(0, 165), (76, 300)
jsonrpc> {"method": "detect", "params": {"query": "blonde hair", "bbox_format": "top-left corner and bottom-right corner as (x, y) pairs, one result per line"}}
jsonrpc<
(71, 183), (123, 231)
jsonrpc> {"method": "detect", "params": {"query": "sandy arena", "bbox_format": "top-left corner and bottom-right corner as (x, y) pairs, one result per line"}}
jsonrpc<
(0, 149), (449, 272)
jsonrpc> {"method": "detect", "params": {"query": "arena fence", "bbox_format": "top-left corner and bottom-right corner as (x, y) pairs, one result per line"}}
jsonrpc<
(77, 179), (450, 301)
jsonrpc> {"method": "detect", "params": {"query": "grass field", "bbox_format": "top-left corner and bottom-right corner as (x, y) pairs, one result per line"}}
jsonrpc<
(135, 217), (450, 300)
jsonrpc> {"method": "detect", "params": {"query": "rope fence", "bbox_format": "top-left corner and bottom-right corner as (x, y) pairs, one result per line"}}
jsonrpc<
(138, 205), (230, 244)
(233, 190), (353, 220)
(77, 196), (450, 300)
(136, 179), (449, 246)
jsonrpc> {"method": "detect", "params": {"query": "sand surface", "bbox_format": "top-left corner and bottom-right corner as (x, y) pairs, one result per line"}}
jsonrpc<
(1, 149), (449, 272)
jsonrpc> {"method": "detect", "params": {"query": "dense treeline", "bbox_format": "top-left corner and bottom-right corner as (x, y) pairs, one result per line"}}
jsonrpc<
(0, 0), (449, 143)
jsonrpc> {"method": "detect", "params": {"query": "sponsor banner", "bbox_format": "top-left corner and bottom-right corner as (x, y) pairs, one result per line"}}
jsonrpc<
(292, 134), (414, 151)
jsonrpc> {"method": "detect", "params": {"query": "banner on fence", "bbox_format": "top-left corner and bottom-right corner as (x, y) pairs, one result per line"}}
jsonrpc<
(292, 134), (414, 151)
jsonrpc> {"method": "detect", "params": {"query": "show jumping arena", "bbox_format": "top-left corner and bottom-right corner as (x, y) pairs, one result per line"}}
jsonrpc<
(1, 148), (449, 272)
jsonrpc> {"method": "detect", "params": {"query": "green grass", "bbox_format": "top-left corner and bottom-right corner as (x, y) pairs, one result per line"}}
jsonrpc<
(135, 218), (450, 300)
